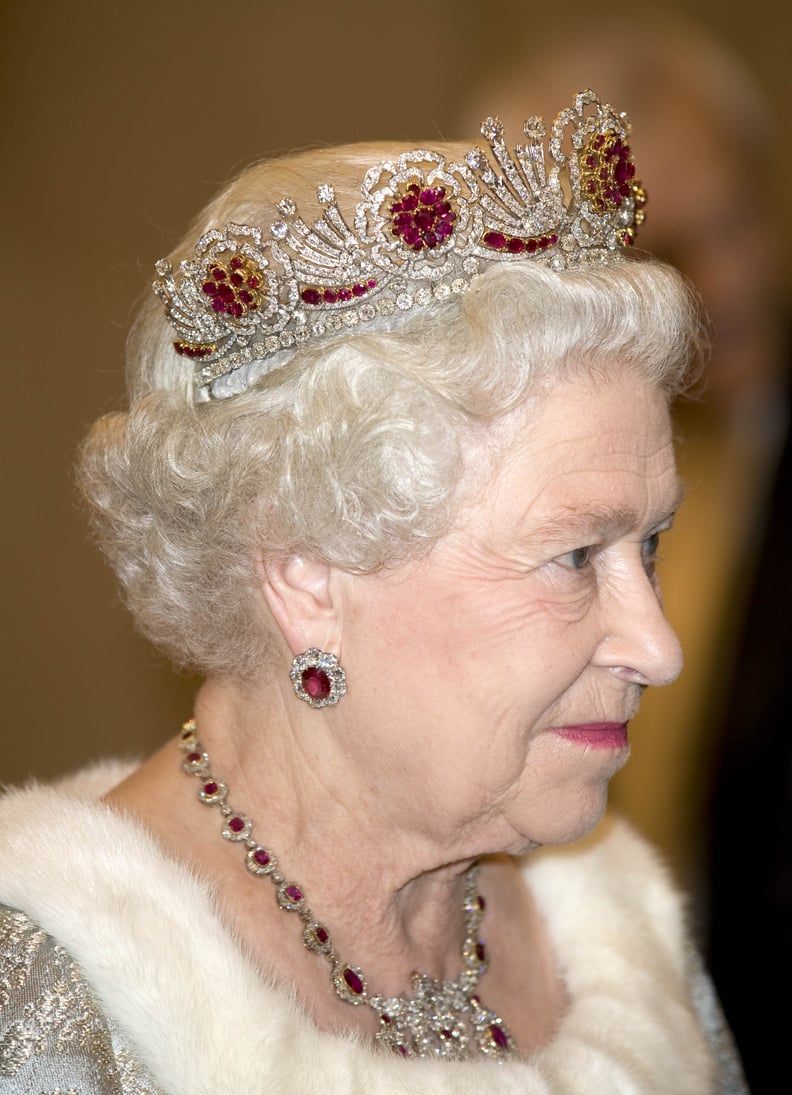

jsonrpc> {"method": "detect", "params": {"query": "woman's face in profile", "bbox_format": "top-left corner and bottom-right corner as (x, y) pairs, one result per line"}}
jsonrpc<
(337, 365), (683, 857)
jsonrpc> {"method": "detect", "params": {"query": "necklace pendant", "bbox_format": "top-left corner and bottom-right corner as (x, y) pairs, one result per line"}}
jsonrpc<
(370, 973), (514, 1060)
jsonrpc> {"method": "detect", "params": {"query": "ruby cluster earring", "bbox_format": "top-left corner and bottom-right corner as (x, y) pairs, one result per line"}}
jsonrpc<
(290, 648), (347, 708)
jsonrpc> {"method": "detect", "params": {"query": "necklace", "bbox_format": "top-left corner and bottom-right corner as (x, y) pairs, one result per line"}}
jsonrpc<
(179, 718), (514, 1060)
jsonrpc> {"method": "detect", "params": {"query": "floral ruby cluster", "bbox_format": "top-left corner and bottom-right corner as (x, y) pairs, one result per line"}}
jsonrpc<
(389, 183), (456, 251)
(201, 253), (264, 319)
(580, 132), (636, 214)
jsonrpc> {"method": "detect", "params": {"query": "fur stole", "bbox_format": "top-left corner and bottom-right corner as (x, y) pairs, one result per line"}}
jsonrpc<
(0, 762), (716, 1093)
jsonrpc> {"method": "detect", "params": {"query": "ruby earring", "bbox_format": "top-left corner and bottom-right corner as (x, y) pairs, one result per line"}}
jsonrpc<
(290, 648), (347, 709)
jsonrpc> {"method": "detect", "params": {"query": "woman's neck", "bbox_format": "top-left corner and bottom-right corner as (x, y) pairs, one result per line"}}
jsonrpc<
(102, 674), (565, 1051)
(107, 675), (478, 991)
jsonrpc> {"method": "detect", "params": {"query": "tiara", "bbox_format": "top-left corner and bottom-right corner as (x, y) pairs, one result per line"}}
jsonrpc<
(154, 90), (646, 398)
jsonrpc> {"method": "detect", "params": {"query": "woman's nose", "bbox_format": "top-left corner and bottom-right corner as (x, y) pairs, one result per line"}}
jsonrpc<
(596, 565), (684, 687)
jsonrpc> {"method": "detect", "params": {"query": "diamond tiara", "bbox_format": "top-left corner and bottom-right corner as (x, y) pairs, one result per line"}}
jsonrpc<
(153, 90), (646, 397)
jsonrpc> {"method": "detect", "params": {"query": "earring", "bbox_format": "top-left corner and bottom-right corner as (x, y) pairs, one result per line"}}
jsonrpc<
(290, 648), (347, 709)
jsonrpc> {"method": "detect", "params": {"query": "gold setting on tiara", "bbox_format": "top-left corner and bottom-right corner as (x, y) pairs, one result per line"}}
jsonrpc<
(153, 90), (646, 397)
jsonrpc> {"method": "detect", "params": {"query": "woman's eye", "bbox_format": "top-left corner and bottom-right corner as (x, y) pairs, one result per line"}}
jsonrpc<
(559, 546), (591, 570)
(642, 531), (661, 575)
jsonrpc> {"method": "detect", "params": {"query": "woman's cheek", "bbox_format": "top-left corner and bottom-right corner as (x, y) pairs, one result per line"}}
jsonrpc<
(534, 567), (598, 624)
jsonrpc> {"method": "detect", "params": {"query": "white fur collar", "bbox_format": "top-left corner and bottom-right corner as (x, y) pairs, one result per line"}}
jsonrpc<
(0, 763), (714, 1093)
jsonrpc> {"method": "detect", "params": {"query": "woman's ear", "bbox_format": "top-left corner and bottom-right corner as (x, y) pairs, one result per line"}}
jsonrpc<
(257, 553), (343, 656)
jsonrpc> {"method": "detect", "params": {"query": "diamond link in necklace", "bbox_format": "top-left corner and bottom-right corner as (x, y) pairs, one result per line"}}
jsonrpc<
(179, 717), (514, 1059)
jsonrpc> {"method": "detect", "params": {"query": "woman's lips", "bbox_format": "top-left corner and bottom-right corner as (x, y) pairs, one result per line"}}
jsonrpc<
(551, 722), (629, 749)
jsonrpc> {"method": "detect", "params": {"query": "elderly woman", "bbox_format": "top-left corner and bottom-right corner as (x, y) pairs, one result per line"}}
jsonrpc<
(0, 92), (746, 1093)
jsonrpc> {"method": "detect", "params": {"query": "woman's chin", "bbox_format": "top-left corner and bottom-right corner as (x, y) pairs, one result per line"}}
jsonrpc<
(508, 789), (611, 853)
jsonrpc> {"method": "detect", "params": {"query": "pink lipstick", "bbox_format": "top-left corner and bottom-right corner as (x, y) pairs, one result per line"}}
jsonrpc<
(551, 722), (629, 749)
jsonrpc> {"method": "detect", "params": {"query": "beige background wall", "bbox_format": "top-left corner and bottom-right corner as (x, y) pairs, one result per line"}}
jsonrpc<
(2, 0), (789, 881)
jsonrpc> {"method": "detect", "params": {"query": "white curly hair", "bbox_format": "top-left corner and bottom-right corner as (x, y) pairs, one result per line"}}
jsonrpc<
(77, 140), (703, 676)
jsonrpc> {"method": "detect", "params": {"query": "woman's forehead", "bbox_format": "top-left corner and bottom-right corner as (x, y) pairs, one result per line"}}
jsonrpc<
(468, 372), (680, 534)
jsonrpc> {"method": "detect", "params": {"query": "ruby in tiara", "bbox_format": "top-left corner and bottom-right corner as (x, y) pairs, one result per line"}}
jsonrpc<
(201, 253), (264, 319)
(174, 340), (216, 360)
(482, 231), (558, 254)
(389, 183), (456, 252)
(580, 132), (637, 214)
(300, 278), (377, 306)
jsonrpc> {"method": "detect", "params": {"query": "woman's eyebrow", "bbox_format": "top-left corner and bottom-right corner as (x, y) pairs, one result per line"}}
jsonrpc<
(525, 478), (687, 547)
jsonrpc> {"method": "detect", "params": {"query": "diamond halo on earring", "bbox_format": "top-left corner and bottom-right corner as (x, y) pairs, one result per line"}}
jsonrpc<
(290, 648), (347, 708)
